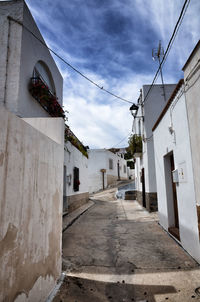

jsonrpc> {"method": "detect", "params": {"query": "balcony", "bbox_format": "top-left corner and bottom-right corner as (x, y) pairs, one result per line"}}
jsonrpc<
(29, 77), (65, 119)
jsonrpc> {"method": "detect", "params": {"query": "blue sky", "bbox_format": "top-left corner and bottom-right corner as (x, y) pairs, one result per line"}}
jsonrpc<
(25, 0), (200, 148)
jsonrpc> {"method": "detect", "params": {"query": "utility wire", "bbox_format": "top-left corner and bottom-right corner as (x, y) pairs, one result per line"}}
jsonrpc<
(111, 133), (131, 148)
(142, 0), (190, 105)
(8, 16), (133, 105)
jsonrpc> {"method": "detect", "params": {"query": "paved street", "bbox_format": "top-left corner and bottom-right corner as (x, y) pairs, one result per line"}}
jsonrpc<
(54, 188), (200, 302)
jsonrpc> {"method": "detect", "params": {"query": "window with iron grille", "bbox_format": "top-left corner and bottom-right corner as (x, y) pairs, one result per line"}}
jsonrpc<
(109, 159), (113, 170)
(73, 167), (80, 192)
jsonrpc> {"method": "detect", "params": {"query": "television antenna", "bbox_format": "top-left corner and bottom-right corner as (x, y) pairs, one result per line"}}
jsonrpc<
(152, 41), (167, 102)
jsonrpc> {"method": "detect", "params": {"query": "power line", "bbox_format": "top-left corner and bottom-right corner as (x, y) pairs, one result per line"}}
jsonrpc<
(111, 133), (131, 148)
(8, 16), (133, 105)
(142, 0), (190, 105)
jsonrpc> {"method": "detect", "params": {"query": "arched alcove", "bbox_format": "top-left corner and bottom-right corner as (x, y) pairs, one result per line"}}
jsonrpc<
(33, 60), (56, 95)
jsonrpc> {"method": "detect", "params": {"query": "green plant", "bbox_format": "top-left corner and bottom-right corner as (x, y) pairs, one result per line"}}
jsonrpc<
(65, 127), (88, 158)
(127, 161), (135, 169)
(127, 134), (142, 156)
(29, 77), (66, 119)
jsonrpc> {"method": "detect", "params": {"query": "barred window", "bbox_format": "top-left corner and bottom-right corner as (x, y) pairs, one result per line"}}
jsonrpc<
(109, 159), (113, 170)
(73, 167), (80, 192)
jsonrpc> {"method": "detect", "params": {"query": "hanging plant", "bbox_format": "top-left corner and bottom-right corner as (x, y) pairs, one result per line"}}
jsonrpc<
(127, 134), (143, 155)
(65, 126), (88, 158)
(29, 77), (66, 119)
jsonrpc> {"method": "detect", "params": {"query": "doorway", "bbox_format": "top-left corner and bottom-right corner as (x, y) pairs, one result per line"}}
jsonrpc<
(141, 168), (146, 208)
(164, 152), (180, 240)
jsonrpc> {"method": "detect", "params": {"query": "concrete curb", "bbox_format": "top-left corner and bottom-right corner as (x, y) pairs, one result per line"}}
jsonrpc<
(62, 200), (94, 232)
(45, 272), (66, 302)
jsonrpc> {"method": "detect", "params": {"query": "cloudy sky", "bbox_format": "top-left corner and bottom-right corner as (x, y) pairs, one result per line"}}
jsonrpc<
(25, 0), (200, 148)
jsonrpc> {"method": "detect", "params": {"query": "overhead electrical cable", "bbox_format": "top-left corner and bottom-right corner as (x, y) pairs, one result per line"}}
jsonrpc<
(8, 16), (133, 105)
(142, 0), (190, 105)
(111, 133), (131, 148)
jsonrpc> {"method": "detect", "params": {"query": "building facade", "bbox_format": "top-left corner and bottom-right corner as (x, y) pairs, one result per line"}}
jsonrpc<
(0, 1), (65, 301)
(63, 127), (89, 213)
(153, 80), (200, 263)
(88, 149), (128, 193)
(132, 84), (176, 212)
(0, 0), (63, 118)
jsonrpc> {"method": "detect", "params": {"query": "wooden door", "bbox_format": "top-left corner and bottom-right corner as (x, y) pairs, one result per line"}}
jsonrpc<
(141, 168), (146, 208)
(168, 154), (180, 240)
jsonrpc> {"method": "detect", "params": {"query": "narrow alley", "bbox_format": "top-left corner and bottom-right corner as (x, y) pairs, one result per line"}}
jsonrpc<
(53, 187), (200, 302)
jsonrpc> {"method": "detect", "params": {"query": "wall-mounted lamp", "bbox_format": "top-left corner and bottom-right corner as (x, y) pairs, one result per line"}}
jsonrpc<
(129, 104), (139, 117)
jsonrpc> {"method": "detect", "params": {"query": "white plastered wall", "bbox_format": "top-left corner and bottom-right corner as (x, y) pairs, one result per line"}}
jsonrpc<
(153, 89), (200, 263)
(64, 141), (89, 197)
(0, 0), (63, 117)
(0, 105), (64, 301)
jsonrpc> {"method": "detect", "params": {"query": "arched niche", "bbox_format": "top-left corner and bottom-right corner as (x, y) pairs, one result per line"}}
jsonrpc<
(33, 60), (56, 95)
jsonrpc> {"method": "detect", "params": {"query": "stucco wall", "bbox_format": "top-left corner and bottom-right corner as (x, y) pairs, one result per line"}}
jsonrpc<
(134, 85), (176, 194)
(88, 150), (107, 193)
(64, 141), (89, 210)
(0, 0), (63, 117)
(183, 43), (200, 205)
(0, 106), (64, 302)
(88, 149), (128, 193)
(0, 0), (23, 110)
(153, 89), (200, 263)
(105, 150), (128, 181)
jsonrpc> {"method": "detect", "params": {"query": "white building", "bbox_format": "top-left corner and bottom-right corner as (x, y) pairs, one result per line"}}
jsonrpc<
(131, 84), (176, 212)
(183, 40), (200, 232)
(63, 126), (89, 213)
(88, 149), (128, 193)
(0, 1), (65, 301)
(153, 79), (200, 262)
(0, 0), (63, 118)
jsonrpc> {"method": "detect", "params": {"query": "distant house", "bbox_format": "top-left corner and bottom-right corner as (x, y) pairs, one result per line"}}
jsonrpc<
(88, 148), (128, 193)
(131, 84), (176, 212)
(63, 126), (89, 213)
(0, 1), (64, 301)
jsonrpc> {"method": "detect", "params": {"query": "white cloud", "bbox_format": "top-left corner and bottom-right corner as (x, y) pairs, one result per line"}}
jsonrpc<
(25, 0), (200, 149)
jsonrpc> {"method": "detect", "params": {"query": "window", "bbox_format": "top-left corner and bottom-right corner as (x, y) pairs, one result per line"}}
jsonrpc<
(33, 61), (56, 95)
(124, 165), (126, 173)
(73, 167), (80, 192)
(138, 119), (141, 135)
(109, 159), (113, 170)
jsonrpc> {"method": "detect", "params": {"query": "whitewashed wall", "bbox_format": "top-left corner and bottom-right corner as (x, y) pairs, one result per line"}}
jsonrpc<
(0, 0), (63, 117)
(105, 150), (128, 181)
(0, 106), (64, 302)
(64, 141), (89, 197)
(134, 84), (176, 194)
(183, 42), (200, 205)
(88, 150), (107, 193)
(153, 88), (200, 263)
(88, 149), (128, 193)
